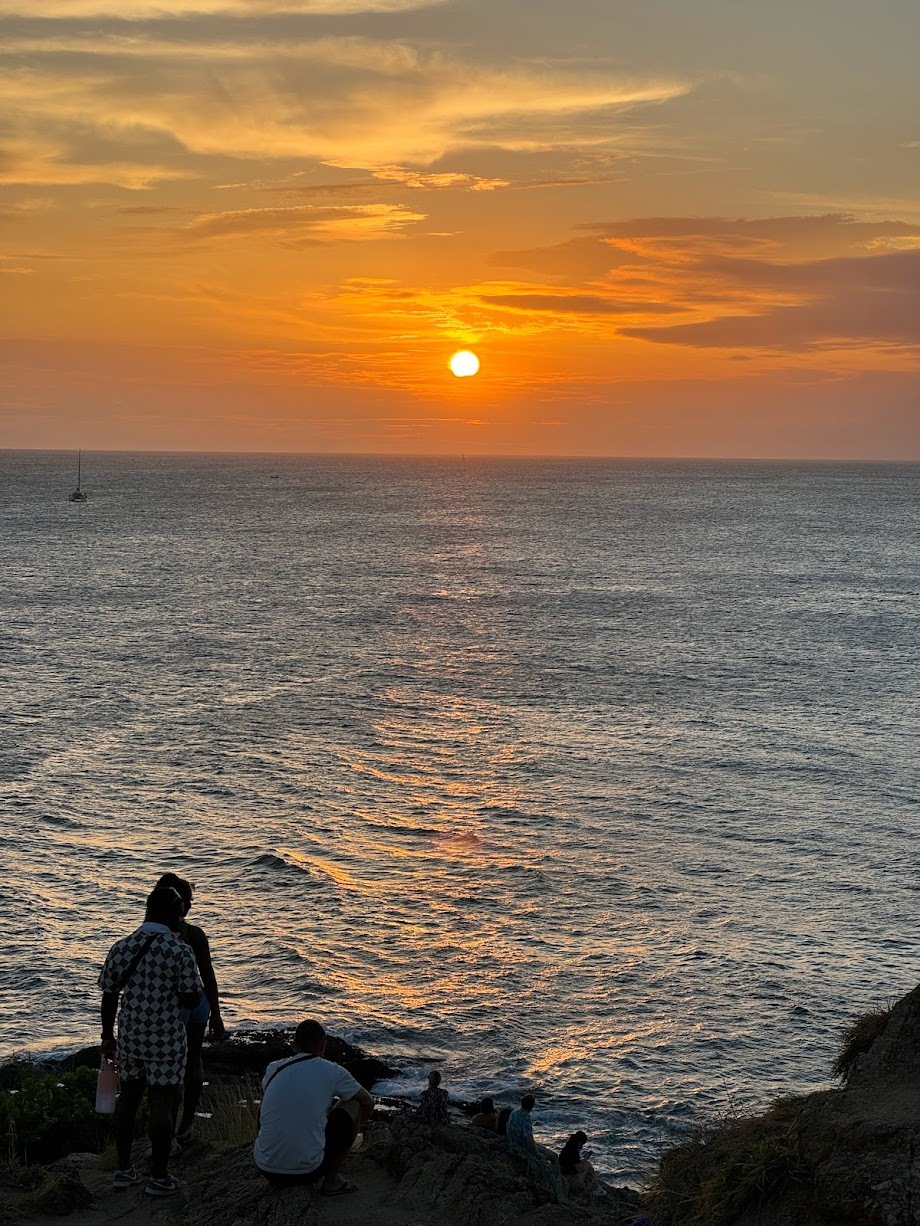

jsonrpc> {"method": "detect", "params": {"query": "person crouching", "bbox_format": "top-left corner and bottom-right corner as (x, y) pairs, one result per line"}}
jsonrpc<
(254, 1019), (373, 1197)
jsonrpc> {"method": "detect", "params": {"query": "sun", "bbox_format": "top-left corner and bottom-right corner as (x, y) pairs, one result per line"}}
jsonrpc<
(449, 350), (480, 378)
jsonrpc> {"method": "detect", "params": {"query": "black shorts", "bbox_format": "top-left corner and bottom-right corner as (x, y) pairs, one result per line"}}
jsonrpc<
(260, 1106), (355, 1188)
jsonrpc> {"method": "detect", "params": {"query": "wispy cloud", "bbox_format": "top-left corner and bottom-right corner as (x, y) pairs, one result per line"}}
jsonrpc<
(479, 291), (680, 316)
(184, 201), (425, 242)
(487, 214), (920, 357)
(0, 0), (441, 13)
(0, 136), (186, 187)
(0, 33), (690, 173)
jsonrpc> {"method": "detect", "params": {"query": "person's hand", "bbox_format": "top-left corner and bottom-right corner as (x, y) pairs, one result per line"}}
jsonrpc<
(207, 1017), (228, 1043)
(101, 1038), (117, 1058)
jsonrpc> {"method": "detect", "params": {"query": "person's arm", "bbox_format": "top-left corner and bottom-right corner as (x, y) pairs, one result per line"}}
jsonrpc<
(177, 941), (202, 1010)
(335, 1069), (374, 1127)
(100, 992), (118, 1057)
(187, 926), (227, 1041)
(345, 1086), (375, 1127)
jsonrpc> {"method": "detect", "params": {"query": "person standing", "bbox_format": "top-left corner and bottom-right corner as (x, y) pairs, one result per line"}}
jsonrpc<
(99, 886), (201, 1197)
(154, 872), (227, 1141)
(254, 1019), (374, 1196)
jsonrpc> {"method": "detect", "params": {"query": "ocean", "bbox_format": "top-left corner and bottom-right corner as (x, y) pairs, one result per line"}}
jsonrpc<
(1, 450), (918, 1183)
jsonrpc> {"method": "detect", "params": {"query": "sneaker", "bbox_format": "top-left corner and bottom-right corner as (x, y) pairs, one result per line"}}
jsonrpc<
(144, 1175), (180, 1197)
(111, 1167), (141, 1189)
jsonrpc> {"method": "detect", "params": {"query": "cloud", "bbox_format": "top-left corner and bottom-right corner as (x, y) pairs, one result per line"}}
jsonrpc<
(0, 137), (185, 187)
(484, 215), (920, 354)
(155, 201), (426, 245)
(0, 0), (440, 13)
(622, 273), (920, 351)
(479, 292), (680, 316)
(0, 33), (689, 171)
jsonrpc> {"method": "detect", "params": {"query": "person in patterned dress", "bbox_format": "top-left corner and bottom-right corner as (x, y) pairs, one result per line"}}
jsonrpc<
(416, 1069), (450, 1125)
(99, 886), (201, 1197)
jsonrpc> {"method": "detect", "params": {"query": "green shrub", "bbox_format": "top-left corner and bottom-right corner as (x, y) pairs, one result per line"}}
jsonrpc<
(0, 1066), (111, 1164)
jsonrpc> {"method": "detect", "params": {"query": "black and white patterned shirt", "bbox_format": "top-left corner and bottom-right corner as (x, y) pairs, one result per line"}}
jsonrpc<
(99, 921), (200, 1085)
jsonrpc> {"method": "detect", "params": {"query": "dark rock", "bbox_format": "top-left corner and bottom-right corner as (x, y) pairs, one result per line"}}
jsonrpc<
(182, 1115), (640, 1226)
(184, 1147), (320, 1226)
(648, 983), (920, 1225)
(23, 1170), (93, 1216)
(201, 1028), (399, 1089)
(36, 1027), (400, 1091)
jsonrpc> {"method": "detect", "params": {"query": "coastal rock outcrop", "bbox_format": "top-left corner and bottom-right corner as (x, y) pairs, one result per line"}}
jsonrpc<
(648, 984), (920, 1225)
(54, 1028), (398, 1091)
(183, 1112), (642, 1226)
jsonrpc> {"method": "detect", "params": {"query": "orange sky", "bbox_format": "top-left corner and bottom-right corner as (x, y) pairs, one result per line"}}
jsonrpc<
(1, 0), (919, 457)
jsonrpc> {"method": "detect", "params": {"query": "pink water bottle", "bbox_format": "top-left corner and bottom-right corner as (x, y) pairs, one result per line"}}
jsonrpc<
(95, 1056), (118, 1114)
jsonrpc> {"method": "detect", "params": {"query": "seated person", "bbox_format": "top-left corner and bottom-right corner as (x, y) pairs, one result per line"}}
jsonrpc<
(496, 1106), (512, 1135)
(559, 1130), (601, 1194)
(506, 1094), (557, 1164)
(506, 1094), (568, 1204)
(253, 1019), (373, 1196)
(416, 1069), (450, 1125)
(470, 1096), (499, 1130)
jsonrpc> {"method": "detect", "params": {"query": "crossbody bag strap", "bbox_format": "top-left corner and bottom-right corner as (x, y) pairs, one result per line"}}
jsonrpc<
(117, 933), (160, 993)
(258, 1054), (318, 1127)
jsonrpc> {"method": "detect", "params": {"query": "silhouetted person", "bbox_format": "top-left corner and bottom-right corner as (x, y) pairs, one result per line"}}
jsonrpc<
(155, 872), (226, 1140)
(416, 1069), (450, 1125)
(559, 1130), (602, 1195)
(254, 1019), (373, 1196)
(99, 887), (200, 1197)
(471, 1096), (499, 1130)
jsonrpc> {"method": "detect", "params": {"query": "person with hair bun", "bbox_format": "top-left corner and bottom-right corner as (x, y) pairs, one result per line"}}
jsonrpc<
(155, 873), (226, 1141)
(98, 886), (201, 1197)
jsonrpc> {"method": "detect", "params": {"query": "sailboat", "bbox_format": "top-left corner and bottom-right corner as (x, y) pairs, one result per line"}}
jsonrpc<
(68, 451), (88, 502)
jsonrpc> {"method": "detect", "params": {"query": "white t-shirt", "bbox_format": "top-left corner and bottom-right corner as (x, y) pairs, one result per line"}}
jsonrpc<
(253, 1054), (362, 1175)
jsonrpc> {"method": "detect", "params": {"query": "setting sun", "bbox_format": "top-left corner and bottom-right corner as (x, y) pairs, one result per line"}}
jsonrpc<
(449, 350), (480, 379)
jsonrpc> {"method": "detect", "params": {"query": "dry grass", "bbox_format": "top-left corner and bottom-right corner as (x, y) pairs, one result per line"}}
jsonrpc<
(193, 1077), (261, 1151)
(832, 1005), (893, 1084)
(645, 1097), (813, 1226)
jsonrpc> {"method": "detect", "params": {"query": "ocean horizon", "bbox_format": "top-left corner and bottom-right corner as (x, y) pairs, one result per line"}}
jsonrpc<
(2, 450), (918, 1182)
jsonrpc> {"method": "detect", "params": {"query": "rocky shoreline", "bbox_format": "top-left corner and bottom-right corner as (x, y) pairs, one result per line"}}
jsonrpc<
(0, 1030), (644, 1225)
(7, 988), (920, 1224)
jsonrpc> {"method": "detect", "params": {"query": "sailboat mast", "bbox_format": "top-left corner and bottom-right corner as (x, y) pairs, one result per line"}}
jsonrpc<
(77, 450), (81, 491)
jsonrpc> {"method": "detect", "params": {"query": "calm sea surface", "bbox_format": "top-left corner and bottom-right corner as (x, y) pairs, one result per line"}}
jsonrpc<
(1, 451), (918, 1181)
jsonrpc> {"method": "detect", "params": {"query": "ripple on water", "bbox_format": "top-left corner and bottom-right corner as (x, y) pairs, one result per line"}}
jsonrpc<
(1, 454), (919, 1184)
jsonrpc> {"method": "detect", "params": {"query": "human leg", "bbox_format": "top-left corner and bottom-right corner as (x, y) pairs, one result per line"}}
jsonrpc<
(177, 1022), (206, 1136)
(148, 1084), (183, 1179)
(318, 1101), (362, 1194)
(114, 1076), (146, 1172)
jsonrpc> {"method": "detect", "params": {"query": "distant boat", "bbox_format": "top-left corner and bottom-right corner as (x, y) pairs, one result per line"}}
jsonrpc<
(68, 451), (88, 502)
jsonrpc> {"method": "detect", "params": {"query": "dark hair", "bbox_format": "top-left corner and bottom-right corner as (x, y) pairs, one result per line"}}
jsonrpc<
(146, 886), (184, 925)
(156, 873), (193, 915)
(521, 1094), (535, 1111)
(559, 1131), (588, 1175)
(428, 1070), (442, 1087)
(293, 1019), (325, 1051)
(480, 1097), (494, 1113)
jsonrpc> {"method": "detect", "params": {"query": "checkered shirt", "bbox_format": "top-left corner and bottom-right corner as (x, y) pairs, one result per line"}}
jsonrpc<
(99, 924), (200, 1086)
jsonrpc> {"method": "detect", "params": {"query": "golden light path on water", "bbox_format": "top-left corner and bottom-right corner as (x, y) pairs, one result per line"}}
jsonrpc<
(3, 453), (919, 1182)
